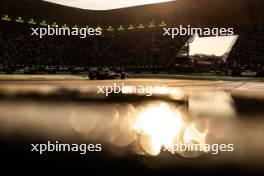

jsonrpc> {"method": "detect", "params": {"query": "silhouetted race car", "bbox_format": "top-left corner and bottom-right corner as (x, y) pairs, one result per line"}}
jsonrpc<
(88, 68), (127, 80)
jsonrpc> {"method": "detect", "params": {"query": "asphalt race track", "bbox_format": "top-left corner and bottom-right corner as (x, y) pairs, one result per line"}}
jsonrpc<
(0, 75), (264, 175)
(0, 75), (263, 98)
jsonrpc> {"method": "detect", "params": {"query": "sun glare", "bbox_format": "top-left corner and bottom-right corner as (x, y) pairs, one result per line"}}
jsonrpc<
(189, 35), (238, 57)
(133, 102), (208, 156)
(43, 0), (175, 10)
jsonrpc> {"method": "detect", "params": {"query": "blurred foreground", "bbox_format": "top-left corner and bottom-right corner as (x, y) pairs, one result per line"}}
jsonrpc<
(0, 76), (264, 175)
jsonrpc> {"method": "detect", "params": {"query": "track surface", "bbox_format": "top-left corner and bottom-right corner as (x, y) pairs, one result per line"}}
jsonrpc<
(0, 75), (264, 176)
(0, 76), (263, 98)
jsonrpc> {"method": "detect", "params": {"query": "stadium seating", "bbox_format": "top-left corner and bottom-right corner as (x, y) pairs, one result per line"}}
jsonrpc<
(228, 22), (264, 71)
(1, 20), (264, 74)
(0, 22), (188, 72)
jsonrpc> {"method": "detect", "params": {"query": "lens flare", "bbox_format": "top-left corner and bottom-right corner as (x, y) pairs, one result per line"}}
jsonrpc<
(178, 123), (208, 158)
(133, 102), (182, 155)
(133, 102), (208, 157)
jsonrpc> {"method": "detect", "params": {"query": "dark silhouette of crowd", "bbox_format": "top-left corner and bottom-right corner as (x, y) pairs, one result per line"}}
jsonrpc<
(0, 21), (264, 75)
(0, 22), (187, 72)
(227, 22), (264, 71)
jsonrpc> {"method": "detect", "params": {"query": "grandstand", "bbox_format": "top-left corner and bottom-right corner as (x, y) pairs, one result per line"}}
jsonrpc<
(227, 22), (264, 76)
(0, 0), (264, 75)
(0, 22), (188, 73)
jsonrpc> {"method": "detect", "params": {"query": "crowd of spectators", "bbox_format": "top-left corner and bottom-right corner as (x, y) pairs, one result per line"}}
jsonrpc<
(0, 22), (264, 74)
(227, 22), (264, 71)
(0, 23), (187, 70)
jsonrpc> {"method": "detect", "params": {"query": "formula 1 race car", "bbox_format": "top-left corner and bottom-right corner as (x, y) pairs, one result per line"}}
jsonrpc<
(88, 68), (127, 80)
